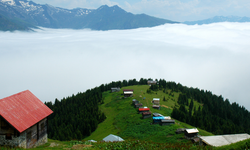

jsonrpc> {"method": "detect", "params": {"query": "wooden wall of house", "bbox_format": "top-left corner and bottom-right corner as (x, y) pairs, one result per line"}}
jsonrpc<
(26, 118), (47, 148)
(0, 116), (48, 148)
(26, 123), (37, 148)
(38, 118), (47, 139)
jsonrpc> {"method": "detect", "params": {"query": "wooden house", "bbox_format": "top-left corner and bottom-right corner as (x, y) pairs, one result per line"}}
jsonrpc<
(111, 87), (120, 92)
(175, 128), (186, 134)
(132, 99), (139, 104)
(147, 80), (157, 86)
(160, 119), (175, 126)
(134, 103), (143, 108)
(138, 107), (150, 114)
(0, 90), (53, 148)
(185, 128), (199, 139)
(152, 116), (165, 124)
(152, 98), (160, 105)
(153, 116), (172, 124)
(142, 112), (152, 119)
(152, 105), (160, 109)
(123, 89), (134, 97)
(153, 113), (163, 117)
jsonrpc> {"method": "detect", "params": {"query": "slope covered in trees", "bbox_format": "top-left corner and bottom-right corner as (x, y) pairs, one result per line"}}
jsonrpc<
(156, 80), (250, 135)
(0, 14), (30, 31)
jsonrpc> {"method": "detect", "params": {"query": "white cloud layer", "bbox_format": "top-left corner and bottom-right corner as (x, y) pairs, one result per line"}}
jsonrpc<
(1, 22), (250, 110)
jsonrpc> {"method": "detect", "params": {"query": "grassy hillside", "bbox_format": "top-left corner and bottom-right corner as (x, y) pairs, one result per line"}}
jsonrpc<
(2, 84), (249, 149)
(84, 85), (212, 143)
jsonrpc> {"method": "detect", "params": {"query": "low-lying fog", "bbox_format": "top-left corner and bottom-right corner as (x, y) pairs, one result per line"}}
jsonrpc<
(1, 22), (250, 110)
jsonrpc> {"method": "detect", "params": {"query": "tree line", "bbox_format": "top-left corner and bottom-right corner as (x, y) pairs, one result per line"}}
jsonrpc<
(155, 79), (250, 135)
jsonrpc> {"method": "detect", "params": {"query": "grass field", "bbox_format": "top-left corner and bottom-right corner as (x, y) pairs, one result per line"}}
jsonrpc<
(84, 85), (212, 143)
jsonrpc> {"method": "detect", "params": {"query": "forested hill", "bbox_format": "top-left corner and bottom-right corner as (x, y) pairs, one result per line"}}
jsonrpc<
(154, 80), (250, 135)
(45, 78), (250, 141)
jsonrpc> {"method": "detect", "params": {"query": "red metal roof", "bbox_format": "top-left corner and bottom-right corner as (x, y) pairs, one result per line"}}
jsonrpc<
(139, 108), (150, 111)
(0, 90), (53, 133)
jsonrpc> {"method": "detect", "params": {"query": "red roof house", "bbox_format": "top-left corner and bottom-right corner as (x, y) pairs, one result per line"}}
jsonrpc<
(0, 90), (53, 148)
(138, 107), (150, 114)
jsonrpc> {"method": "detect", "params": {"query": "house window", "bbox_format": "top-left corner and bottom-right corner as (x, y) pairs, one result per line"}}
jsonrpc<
(1, 120), (8, 130)
(6, 133), (12, 140)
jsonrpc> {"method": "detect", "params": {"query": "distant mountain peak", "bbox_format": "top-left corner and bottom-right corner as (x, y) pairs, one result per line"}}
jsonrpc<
(111, 5), (120, 9)
(97, 5), (109, 10)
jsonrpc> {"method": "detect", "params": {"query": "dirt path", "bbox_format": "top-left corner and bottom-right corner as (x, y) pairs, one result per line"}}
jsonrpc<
(161, 105), (172, 109)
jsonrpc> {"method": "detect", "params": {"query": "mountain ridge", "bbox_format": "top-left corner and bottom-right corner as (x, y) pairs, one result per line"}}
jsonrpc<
(0, 0), (178, 31)
(183, 16), (250, 25)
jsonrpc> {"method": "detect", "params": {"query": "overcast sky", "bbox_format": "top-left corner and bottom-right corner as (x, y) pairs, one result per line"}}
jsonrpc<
(1, 22), (250, 110)
(30, 0), (250, 22)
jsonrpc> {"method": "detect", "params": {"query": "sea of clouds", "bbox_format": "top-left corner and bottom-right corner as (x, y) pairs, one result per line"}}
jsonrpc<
(1, 22), (250, 110)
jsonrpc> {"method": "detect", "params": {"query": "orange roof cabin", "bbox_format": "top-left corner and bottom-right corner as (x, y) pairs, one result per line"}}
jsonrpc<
(123, 89), (134, 97)
(0, 90), (53, 148)
(138, 107), (150, 114)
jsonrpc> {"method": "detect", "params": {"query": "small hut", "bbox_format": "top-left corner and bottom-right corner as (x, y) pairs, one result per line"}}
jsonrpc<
(132, 99), (139, 105)
(175, 128), (186, 134)
(152, 116), (165, 124)
(147, 80), (157, 86)
(152, 98), (160, 105)
(123, 89), (134, 97)
(185, 128), (199, 139)
(153, 113), (163, 117)
(152, 105), (160, 109)
(134, 103), (143, 108)
(142, 112), (152, 119)
(160, 119), (175, 126)
(111, 87), (120, 92)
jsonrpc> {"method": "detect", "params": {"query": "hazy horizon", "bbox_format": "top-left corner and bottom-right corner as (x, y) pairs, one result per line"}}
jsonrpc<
(1, 22), (250, 110)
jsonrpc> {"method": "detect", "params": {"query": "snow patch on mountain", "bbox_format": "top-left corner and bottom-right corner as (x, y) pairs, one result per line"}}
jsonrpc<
(75, 9), (91, 16)
(1, 0), (15, 6)
(19, 1), (39, 11)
